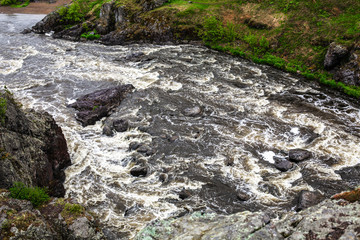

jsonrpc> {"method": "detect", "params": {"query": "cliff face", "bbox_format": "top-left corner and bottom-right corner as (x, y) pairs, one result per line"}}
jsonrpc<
(0, 91), (71, 197)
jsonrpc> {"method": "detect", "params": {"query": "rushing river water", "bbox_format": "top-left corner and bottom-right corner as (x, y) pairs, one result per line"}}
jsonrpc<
(1, 14), (360, 239)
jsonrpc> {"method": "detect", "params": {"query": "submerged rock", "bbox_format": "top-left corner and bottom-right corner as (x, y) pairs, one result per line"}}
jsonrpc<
(0, 91), (70, 197)
(69, 85), (135, 126)
(288, 149), (312, 163)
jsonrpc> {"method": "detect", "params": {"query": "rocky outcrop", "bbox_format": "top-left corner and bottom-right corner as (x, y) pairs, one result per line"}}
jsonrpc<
(324, 42), (360, 86)
(0, 91), (71, 197)
(68, 85), (135, 126)
(0, 190), (104, 240)
(136, 198), (360, 239)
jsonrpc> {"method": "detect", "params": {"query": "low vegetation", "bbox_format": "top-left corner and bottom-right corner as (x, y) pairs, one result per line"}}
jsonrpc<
(9, 182), (50, 207)
(0, 97), (7, 126)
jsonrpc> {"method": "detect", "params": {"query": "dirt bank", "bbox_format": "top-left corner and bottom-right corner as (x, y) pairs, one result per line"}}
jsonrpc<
(0, 0), (71, 14)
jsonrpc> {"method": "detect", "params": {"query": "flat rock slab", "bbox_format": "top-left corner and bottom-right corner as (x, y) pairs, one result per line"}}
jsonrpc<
(69, 85), (135, 126)
(288, 149), (312, 163)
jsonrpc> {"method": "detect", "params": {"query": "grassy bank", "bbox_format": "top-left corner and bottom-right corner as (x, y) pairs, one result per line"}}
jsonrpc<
(23, 0), (360, 97)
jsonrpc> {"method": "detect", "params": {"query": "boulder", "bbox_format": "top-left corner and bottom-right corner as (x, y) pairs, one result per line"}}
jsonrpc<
(32, 11), (63, 34)
(183, 106), (202, 117)
(288, 149), (312, 163)
(296, 190), (324, 211)
(334, 53), (360, 86)
(274, 157), (294, 172)
(69, 85), (135, 126)
(324, 42), (349, 70)
(0, 92), (71, 197)
(130, 166), (148, 177)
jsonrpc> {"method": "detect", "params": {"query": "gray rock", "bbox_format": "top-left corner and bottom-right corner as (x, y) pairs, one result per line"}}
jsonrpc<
(296, 190), (324, 211)
(274, 158), (294, 172)
(324, 42), (349, 70)
(69, 85), (135, 126)
(0, 91), (71, 197)
(130, 166), (148, 177)
(183, 106), (202, 117)
(334, 53), (360, 86)
(288, 149), (312, 163)
(136, 199), (360, 240)
(113, 119), (128, 132)
(69, 217), (96, 239)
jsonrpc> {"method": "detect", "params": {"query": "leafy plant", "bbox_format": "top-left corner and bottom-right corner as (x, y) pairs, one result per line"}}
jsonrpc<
(0, 97), (7, 126)
(0, 0), (16, 6)
(9, 182), (50, 208)
(81, 29), (101, 40)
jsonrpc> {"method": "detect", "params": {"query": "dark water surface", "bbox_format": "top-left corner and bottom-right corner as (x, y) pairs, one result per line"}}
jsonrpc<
(1, 14), (360, 239)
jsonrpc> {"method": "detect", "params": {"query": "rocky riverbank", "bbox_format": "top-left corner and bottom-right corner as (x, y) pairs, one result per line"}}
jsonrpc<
(0, 90), (70, 197)
(29, 0), (360, 98)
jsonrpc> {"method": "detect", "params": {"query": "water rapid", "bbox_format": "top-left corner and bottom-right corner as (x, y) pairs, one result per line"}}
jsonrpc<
(1, 14), (360, 239)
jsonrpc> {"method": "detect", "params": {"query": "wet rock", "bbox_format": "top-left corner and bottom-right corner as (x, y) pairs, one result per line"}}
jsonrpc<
(129, 142), (141, 151)
(324, 42), (349, 70)
(53, 25), (84, 41)
(159, 173), (168, 182)
(102, 125), (113, 136)
(130, 166), (148, 177)
(0, 91), (71, 197)
(113, 119), (128, 132)
(296, 190), (325, 211)
(125, 52), (145, 61)
(69, 84), (135, 126)
(336, 164), (360, 188)
(236, 190), (251, 201)
(288, 149), (312, 163)
(32, 11), (63, 34)
(179, 188), (192, 200)
(274, 157), (294, 172)
(21, 28), (32, 34)
(183, 106), (202, 117)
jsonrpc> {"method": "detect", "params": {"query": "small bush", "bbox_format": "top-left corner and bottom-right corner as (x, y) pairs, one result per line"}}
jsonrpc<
(81, 29), (101, 40)
(0, 97), (7, 125)
(0, 0), (17, 6)
(9, 182), (50, 208)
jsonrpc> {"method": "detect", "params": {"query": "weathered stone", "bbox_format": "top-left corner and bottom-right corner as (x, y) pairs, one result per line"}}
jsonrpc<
(69, 85), (135, 126)
(296, 190), (324, 211)
(334, 53), (360, 86)
(183, 106), (202, 117)
(178, 188), (191, 200)
(0, 193), (105, 240)
(288, 149), (311, 163)
(113, 119), (128, 132)
(0, 91), (71, 197)
(274, 157), (294, 172)
(32, 11), (63, 34)
(130, 166), (148, 177)
(236, 190), (251, 201)
(324, 42), (349, 70)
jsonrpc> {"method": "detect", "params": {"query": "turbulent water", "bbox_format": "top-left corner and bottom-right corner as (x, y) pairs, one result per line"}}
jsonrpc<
(1, 14), (360, 239)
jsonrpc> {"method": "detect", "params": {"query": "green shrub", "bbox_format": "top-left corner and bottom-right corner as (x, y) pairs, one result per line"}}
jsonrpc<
(0, 0), (16, 6)
(9, 182), (50, 208)
(63, 203), (84, 215)
(0, 97), (7, 125)
(81, 29), (101, 40)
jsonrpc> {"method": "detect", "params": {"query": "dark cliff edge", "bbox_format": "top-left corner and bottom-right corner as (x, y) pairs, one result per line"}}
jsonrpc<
(0, 91), (106, 239)
(0, 90), (70, 197)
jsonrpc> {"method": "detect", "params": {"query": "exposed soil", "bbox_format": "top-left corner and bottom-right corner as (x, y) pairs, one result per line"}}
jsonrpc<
(0, 0), (71, 14)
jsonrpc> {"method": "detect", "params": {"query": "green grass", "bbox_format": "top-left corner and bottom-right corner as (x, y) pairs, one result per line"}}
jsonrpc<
(9, 182), (50, 208)
(81, 29), (101, 40)
(0, 97), (7, 126)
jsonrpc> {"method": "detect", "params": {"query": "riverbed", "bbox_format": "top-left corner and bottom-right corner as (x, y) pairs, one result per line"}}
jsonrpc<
(1, 13), (360, 239)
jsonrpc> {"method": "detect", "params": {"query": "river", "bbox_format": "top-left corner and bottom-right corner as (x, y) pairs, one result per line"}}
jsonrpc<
(1, 14), (360, 239)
